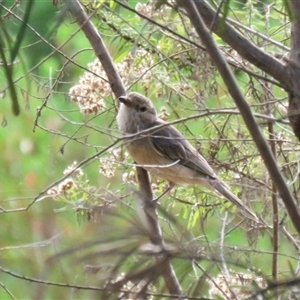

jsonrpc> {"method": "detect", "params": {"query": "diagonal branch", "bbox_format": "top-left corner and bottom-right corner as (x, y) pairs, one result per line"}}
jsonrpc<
(178, 0), (300, 235)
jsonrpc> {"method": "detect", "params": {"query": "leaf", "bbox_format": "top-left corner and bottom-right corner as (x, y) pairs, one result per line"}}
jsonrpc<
(0, 34), (20, 115)
(10, 0), (34, 63)
(283, 0), (294, 21)
(219, 0), (231, 33)
(155, 0), (168, 10)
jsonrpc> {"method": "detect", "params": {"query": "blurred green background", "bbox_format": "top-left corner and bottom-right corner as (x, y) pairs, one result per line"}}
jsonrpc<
(0, 1), (298, 299)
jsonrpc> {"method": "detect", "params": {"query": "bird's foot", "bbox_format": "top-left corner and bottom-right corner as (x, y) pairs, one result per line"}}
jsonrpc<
(152, 182), (175, 203)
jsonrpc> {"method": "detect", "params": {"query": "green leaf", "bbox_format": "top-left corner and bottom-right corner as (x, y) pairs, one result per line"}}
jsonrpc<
(283, 0), (294, 21)
(10, 0), (34, 63)
(219, 0), (231, 33)
(155, 0), (167, 10)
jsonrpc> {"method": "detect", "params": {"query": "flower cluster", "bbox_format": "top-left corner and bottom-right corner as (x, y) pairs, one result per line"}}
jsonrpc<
(69, 50), (154, 115)
(122, 170), (137, 185)
(135, 0), (172, 18)
(69, 60), (107, 115)
(112, 273), (155, 300)
(99, 159), (115, 178)
(47, 178), (76, 197)
(47, 161), (84, 197)
(63, 161), (84, 177)
(135, 2), (156, 18)
(99, 149), (126, 178)
(208, 271), (266, 299)
(157, 106), (170, 120)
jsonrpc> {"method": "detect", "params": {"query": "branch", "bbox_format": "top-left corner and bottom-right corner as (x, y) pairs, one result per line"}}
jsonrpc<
(289, 1), (300, 65)
(178, 0), (300, 235)
(185, 0), (288, 89)
(286, 2), (300, 141)
(226, 17), (290, 52)
(66, 0), (183, 296)
(266, 88), (279, 283)
(136, 168), (184, 296)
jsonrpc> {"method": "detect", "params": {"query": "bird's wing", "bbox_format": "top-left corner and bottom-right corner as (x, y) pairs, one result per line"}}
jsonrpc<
(150, 120), (217, 179)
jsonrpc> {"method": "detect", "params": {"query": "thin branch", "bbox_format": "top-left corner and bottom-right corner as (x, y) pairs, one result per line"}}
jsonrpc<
(260, 5), (279, 277)
(0, 265), (102, 291)
(226, 17), (290, 52)
(178, 0), (300, 235)
(0, 280), (16, 300)
(266, 86), (279, 283)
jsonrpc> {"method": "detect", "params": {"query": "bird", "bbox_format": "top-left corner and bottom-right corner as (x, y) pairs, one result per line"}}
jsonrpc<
(117, 92), (258, 221)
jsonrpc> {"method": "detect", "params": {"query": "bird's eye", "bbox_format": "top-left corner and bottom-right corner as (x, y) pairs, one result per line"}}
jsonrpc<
(139, 106), (147, 112)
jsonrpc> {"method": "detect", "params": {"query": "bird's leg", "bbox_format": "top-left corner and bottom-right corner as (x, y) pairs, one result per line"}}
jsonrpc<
(153, 182), (175, 203)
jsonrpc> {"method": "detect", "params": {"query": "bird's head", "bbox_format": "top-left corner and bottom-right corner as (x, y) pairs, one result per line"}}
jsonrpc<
(117, 92), (157, 133)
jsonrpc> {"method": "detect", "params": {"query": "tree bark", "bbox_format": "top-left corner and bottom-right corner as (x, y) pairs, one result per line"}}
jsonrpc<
(288, 1), (300, 140)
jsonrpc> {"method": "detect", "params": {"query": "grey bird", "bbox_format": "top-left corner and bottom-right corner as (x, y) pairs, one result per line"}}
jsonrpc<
(117, 92), (258, 221)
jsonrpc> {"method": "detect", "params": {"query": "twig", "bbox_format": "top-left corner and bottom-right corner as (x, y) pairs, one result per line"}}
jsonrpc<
(136, 168), (184, 296)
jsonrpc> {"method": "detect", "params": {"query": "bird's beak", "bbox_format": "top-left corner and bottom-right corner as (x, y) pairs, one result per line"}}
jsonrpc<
(119, 95), (129, 106)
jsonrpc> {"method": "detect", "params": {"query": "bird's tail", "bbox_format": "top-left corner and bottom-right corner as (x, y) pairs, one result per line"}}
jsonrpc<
(212, 180), (259, 222)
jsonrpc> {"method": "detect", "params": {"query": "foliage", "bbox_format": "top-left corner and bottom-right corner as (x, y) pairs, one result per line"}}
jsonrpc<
(0, 0), (299, 299)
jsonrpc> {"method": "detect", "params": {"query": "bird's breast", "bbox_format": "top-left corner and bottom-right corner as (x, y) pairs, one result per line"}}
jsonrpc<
(125, 140), (212, 188)
(126, 139), (163, 165)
